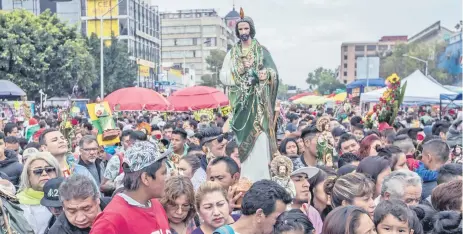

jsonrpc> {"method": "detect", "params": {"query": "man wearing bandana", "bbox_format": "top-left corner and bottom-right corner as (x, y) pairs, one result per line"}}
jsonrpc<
(220, 8), (279, 182)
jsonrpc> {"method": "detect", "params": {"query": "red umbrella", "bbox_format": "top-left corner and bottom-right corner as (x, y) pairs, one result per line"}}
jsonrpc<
(104, 87), (170, 111)
(288, 92), (314, 101)
(168, 86), (229, 111)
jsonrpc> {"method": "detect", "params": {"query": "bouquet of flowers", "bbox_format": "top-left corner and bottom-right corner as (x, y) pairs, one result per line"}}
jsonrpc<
(364, 73), (407, 129)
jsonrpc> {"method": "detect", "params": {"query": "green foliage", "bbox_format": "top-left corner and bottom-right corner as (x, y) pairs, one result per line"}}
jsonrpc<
(380, 42), (453, 84)
(200, 74), (220, 87)
(277, 80), (289, 99)
(0, 9), (97, 100)
(305, 67), (345, 95)
(202, 49), (227, 87)
(86, 33), (137, 99)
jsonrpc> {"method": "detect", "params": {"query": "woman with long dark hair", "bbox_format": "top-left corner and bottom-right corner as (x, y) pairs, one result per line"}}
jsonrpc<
(323, 206), (377, 234)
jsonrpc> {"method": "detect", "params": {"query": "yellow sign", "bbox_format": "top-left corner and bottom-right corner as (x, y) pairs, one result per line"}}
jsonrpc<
(220, 106), (231, 117)
(194, 109), (214, 121)
(136, 58), (155, 68)
(87, 0), (119, 17)
(86, 102), (120, 146)
(139, 65), (150, 77)
(87, 19), (119, 38)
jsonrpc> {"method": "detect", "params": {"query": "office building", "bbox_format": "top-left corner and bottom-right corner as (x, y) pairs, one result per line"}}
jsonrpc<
(1, 0), (161, 89)
(160, 8), (237, 85)
(81, 0), (161, 89)
(339, 36), (408, 84)
(0, 0), (82, 29)
(408, 21), (454, 44)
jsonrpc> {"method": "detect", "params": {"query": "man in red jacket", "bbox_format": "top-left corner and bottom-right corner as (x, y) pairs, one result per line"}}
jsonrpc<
(90, 141), (170, 234)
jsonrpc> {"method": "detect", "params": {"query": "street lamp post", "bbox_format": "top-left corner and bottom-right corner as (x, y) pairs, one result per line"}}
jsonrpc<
(403, 54), (428, 76)
(100, 0), (124, 98)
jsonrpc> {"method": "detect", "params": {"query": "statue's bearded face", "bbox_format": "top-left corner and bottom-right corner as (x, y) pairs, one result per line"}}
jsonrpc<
(237, 22), (251, 42)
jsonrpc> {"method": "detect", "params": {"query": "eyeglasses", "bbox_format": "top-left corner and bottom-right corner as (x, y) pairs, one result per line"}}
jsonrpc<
(32, 167), (56, 176)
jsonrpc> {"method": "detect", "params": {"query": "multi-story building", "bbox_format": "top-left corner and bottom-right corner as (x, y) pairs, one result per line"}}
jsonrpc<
(339, 36), (408, 84)
(408, 21), (454, 44)
(1, 0), (161, 90)
(81, 0), (161, 89)
(160, 8), (237, 85)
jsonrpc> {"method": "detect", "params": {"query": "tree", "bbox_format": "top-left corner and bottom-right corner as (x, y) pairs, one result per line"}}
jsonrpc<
(380, 42), (452, 84)
(86, 33), (137, 99)
(277, 80), (289, 99)
(305, 67), (345, 95)
(202, 49), (227, 87)
(0, 9), (97, 100)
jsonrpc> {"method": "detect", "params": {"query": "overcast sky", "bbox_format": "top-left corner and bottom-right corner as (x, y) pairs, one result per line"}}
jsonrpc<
(155, 0), (462, 88)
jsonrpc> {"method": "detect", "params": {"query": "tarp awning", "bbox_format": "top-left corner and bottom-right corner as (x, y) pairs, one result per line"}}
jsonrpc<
(0, 80), (26, 97)
(346, 78), (385, 89)
(360, 70), (457, 104)
(440, 93), (462, 101)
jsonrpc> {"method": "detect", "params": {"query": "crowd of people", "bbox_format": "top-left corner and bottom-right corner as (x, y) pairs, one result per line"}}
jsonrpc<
(0, 105), (461, 234)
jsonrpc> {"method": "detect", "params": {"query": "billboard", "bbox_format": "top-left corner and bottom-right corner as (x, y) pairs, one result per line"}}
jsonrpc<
(87, 19), (119, 37)
(87, 0), (119, 17)
(86, 0), (119, 38)
(356, 57), (380, 78)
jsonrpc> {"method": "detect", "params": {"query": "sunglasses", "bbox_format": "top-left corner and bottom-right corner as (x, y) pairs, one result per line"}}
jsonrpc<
(217, 133), (229, 143)
(32, 167), (56, 176)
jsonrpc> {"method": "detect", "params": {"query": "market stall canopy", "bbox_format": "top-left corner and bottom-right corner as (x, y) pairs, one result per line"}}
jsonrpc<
(293, 95), (331, 105)
(346, 78), (385, 89)
(440, 93), (462, 101)
(168, 86), (229, 111)
(0, 80), (26, 97)
(288, 92), (314, 101)
(104, 87), (170, 111)
(360, 70), (457, 104)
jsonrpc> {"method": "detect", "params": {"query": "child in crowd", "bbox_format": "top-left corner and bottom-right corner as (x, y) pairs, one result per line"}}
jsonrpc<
(374, 200), (422, 234)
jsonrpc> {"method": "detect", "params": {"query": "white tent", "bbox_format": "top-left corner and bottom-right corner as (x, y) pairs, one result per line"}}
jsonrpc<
(360, 70), (457, 104)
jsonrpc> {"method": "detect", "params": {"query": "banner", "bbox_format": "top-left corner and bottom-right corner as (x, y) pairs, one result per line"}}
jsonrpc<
(87, 0), (119, 17)
(86, 102), (120, 146)
(193, 109), (214, 122)
(87, 19), (119, 38)
(220, 106), (231, 117)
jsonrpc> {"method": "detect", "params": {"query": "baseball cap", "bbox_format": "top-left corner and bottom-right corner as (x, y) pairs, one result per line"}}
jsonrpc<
(291, 163), (319, 179)
(40, 178), (65, 207)
(22, 148), (39, 159)
(123, 141), (166, 173)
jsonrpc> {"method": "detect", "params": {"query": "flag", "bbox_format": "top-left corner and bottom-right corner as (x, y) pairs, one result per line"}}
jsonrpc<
(25, 125), (40, 142)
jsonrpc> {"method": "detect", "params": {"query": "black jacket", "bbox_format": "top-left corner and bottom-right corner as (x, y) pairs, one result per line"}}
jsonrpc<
(47, 197), (111, 234)
(0, 150), (23, 186)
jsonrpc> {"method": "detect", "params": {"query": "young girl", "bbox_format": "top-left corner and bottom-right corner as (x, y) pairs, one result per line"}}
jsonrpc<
(273, 209), (315, 234)
(374, 200), (422, 234)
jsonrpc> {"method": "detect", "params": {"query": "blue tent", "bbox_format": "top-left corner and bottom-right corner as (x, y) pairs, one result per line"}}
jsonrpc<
(346, 78), (385, 94)
(440, 93), (462, 101)
(440, 92), (462, 118)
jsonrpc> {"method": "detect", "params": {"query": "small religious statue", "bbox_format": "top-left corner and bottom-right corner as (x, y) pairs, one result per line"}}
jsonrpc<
(316, 116), (335, 167)
(270, 156), (296, 198)
(220, 8), (279, 182)
(20, 96), (31, 121)
(94, 98), (120, 141)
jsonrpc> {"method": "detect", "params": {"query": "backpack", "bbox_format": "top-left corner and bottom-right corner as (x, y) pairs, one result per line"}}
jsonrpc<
(213, 225), (235, 234)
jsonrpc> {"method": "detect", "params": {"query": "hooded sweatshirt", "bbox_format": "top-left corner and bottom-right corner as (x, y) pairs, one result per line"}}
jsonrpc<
(0, 150), (23, 186)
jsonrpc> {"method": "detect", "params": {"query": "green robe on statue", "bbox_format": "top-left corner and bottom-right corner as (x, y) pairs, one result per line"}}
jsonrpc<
(220, 39), (279, 182)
